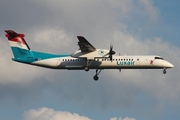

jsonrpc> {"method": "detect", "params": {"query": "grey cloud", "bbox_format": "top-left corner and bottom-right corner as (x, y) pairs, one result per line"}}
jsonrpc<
(0, 0), (52, 30)
(24, 107), (137, 120)
(24, 107), (92, 120)
(138, 0), (160, 21)
(110, 117), (136, 120)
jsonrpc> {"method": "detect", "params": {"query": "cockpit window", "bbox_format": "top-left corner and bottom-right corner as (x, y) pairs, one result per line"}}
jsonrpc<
(155, 57), (164, 60)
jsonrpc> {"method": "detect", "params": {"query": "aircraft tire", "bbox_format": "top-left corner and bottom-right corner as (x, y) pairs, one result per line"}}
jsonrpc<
(163, 69), (166, 74)
(84, 67), (89, 71)
(93, 75), (99, 81)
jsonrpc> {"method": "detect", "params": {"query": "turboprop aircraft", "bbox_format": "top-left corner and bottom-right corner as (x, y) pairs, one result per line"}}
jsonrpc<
(5, 30), (174, 81)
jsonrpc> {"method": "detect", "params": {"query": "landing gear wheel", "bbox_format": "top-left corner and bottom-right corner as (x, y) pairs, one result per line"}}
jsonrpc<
(163, 69), (166, 74)
(93, 75), (99, 81)
(84, 67), (89, 71)
(85, 60), (92, 71)
(93, 69), (102, 81)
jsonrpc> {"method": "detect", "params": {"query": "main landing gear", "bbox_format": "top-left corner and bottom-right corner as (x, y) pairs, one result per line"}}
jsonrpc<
(84, 66), (89, 71)
(93, 69), (102, 81)
(84, 60), (93, 72)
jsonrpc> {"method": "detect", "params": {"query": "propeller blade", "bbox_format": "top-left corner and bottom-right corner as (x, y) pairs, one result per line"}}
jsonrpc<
(109, 55), (113, 61)
(109, 44), (114, 62)
(109, 44), (115, 55)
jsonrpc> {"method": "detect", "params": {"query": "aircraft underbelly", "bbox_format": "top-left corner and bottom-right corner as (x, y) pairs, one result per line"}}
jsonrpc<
(32, 58), (58, 67)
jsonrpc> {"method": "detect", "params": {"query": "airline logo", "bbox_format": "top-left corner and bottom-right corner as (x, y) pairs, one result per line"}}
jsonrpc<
(98, 50), (104, 55)
(150, 60), (154, 65)
(117, 61), (135, 66)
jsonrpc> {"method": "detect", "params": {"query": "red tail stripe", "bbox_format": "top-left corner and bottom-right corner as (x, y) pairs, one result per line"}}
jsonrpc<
(9, 37), (26, 45)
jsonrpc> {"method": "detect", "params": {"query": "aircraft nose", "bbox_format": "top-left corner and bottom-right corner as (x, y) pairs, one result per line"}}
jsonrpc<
(167, 62), (174, 68)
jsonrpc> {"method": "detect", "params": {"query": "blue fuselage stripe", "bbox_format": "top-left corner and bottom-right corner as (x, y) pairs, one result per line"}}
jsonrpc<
(11, 47), (70, 63)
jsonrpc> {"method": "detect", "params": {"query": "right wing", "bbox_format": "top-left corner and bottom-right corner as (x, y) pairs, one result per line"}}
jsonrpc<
(77, 36), (96, 52)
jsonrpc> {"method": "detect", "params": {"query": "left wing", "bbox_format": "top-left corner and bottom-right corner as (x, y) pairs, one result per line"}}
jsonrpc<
(77, 36), (96, 52)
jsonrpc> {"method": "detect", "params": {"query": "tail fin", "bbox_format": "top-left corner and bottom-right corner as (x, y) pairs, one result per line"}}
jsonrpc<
(5, 30), (34, 59)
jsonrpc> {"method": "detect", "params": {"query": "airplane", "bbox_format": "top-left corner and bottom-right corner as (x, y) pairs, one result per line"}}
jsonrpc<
(5, 30), (174, 81)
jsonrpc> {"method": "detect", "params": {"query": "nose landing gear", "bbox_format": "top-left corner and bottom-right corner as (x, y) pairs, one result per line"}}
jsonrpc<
(163, 68), (166, 74)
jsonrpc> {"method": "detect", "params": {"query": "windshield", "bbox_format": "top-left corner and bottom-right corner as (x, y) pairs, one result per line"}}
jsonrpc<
(155, 57), (164, 60)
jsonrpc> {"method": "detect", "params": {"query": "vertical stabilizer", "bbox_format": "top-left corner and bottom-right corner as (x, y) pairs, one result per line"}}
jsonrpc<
(5, 30), (33, 59)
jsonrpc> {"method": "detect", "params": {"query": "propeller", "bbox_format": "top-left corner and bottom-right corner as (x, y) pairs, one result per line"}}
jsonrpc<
(108, 44), (116, 61)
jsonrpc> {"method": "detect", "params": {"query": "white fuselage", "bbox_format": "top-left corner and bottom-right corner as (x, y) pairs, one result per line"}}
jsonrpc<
(32, 55), (174, 70)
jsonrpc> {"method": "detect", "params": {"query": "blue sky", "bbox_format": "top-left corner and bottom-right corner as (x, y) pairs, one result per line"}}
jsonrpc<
(0, 0), (180, 120)
(148, 1), (180, 45)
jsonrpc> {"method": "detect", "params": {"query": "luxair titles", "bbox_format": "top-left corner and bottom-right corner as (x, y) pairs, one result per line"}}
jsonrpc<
(117, 61), (135, 65)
